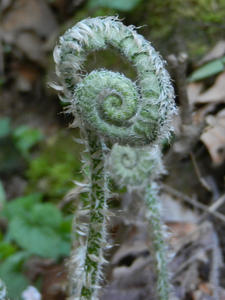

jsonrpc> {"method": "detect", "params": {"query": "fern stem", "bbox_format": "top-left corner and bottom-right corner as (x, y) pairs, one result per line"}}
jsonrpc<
(54, 16), (177, 300)
(144, 183), (170, 300)
(80, 133), (108, 299)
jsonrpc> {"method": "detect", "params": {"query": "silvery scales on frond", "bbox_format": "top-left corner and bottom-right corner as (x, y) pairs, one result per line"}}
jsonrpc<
(53, 17), (177, 300)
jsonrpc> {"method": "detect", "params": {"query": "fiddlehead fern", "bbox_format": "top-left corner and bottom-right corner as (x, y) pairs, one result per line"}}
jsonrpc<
(54, 16), (176, 146)
(54, 16), (176, 300)
(109, 144), (164, 188)
(109, 144), (170, 299)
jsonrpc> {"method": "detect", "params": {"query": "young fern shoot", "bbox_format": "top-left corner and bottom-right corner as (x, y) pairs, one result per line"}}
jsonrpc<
(109, 145), (170, 299)
(53, 16), (176, 300)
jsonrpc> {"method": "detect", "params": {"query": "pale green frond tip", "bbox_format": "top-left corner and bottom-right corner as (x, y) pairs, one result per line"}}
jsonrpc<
(54, 16), (176, 146)
(109, 144), (164, 187)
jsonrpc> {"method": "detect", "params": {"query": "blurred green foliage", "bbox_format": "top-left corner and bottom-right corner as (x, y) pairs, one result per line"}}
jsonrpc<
(88, 0), (142, 11)
(2, 193), (71, 259)
(188, 55), (225, 82)
(0, 117), (83, 297)
(13, 126), (43, 158)
(0, 193), (72, 298)
(0, 118), (11, 139)
(26, 132), (82, 200)
(0, 118), (43, 174)
(0, 252), (29, 299)
(80, 0), (225, 58)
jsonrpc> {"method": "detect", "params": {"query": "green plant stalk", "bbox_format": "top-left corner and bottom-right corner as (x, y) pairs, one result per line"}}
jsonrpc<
(54, 16), (176, 300)
(109, 144), (170, 299)
(68, 132), (109, 300)
(81, 133), (109, 299)
(144, 183), (170, 300)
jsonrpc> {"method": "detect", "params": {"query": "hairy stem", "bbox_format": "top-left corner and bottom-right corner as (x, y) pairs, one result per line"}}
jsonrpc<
(80, 133), (109, 299)
(144, 183), (170, 300)
(54, 17), (177, 300)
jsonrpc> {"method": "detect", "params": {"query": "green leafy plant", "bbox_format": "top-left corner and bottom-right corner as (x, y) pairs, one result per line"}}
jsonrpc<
(12, 125), (43, 158)
(26, 132), (82, 200)
(1, 193), (71, 259)
(0, 193), (73, 299)
(0, 118), (43, 175)
(54, 16), (176, 300)
(0, 252), (29, 300)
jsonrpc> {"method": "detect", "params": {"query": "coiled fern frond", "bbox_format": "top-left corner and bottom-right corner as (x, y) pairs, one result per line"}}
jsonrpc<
(54, 16), (176, 300)
(54, 16), (176, 146)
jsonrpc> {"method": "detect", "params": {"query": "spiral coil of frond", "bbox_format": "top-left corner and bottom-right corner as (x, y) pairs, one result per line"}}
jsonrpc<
(54, 16), (176, 146)
(109, 144), (165, 188)
(54, 16), (176, 300)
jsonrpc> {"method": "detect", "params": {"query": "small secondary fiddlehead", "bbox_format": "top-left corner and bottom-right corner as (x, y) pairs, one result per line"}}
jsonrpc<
(109, 144), (164, 188)
(54, 16), (176, 300)
(109, 144), (170, 299)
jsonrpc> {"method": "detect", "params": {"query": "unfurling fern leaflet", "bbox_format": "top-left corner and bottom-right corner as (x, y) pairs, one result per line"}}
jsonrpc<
(109, 145), (170, 299)
(54, 16), (176, 300)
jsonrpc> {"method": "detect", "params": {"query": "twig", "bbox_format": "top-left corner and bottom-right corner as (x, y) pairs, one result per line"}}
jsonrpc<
(162, 184), (225, 223)
(210, 230), (222, 300)
(208, 194), (225, 213)
(199, 194), (225, 223)
(190, 152), (211, 192)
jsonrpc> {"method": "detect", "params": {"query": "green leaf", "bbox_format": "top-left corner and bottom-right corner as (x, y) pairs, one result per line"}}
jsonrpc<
(2, 193), (43, 220)
(188, 56), (225, 82)
(26, 132), (82, 199)
(0, 181), (6, 210)
(0, 242), (17, 260)
(8, 217), (70, 259)
(13, 125), (43, 157)
(0, 118), (11, 139)
(88, 0), (141, 11)
(3, 195), (71, 259)
(0, 252), (30, 299)
(30, 203), (63, 228)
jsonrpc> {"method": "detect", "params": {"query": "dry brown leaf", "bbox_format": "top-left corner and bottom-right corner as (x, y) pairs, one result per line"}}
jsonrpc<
(1, 0), (58, 42)
(193, 283), (225, 300)
(16, 32), (45, 63)
(187, 82), (204, 106)
(200, 109), (225, 165)
(193, 103), (215, 124)
(196, 71), (225, 104)
(199, 40), (225, 65)
(112, 242), (148, 266)
(167, 222), (197, 251)
(14, 64), (41, 92)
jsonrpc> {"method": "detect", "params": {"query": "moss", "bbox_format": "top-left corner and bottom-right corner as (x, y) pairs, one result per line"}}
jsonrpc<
(128, 0), (225, 58)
